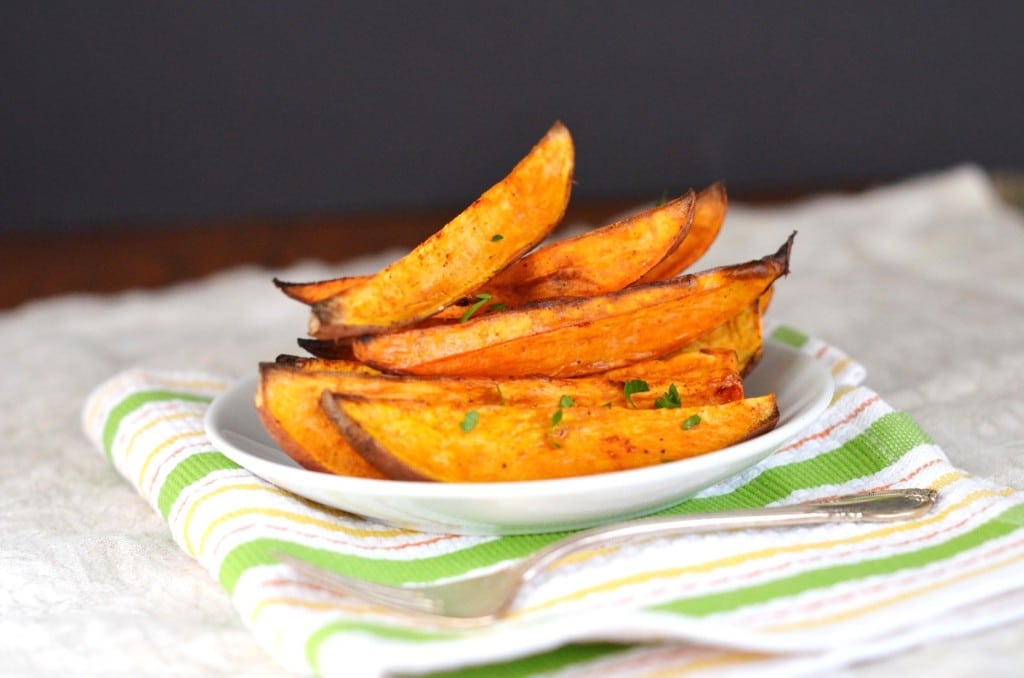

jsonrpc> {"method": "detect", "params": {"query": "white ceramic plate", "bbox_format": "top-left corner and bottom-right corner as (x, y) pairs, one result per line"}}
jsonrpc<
(204, 340), (833, 535)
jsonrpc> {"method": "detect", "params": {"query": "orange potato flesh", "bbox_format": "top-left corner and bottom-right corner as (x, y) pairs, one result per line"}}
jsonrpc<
(459, 190), (695, 308)
(757, 285), (774, 315)
(322, 392), (779, 482)
(352, 234), (793, 378)
(636, 182), (728, 283)
(678, 296), (767, 376)
(600, 347), (738, 380)
(309, 122), (575, 338)
(599, 348), (744, 404)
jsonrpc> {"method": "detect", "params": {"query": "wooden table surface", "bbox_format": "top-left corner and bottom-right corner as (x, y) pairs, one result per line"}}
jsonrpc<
(6, 175), (1019, 312)
(0, 200), (640, 311)
(0, 190), (802, 311)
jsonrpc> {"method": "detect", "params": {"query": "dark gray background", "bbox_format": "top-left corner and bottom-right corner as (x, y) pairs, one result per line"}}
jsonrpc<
(3, 2), (1022, 233)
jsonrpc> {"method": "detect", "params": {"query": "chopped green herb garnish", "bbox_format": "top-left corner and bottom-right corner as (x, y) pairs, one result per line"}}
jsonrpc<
(491, 234), (504, 242)
(654, 383), (682, 409)
(460, 293), (493, 322)
(655, 190), (670, 207)
(495, 384), (506, 405)
(602, 401), (613, 408)
(460, 410), (480, 432)
(548, 407), (564, 448)
(488, 302), (507, 313)
(548, 396), (574, 448)
(681, 414), (701, 430)
(623, 379), (650, 408)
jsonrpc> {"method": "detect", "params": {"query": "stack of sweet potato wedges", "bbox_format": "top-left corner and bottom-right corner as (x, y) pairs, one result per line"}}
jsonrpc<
(256, 122), (793, 482)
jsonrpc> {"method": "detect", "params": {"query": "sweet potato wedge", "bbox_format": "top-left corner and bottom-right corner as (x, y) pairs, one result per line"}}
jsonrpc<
(636, 182), (728, 283)
(255, 364), (387, 478)
(276, 183), (716, 308)
(284, 191), (694, 312)
(264, 359), (735, 424)
(258, 362), (529, 477)
(258, 355), (748, 477)
(352, 234), (793, 377)
(461, 190), (695, 308)
(322, 392), (779, 482)
(309, 122), (574, 338)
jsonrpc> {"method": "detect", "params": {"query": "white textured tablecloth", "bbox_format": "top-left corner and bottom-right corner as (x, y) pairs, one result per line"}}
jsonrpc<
(3, 165), (1023, 677)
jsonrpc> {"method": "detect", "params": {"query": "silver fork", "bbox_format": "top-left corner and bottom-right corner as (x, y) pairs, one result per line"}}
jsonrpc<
(275, 488), (937, 628)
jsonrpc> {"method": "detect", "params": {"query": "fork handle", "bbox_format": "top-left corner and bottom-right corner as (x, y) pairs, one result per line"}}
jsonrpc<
(518, 488), (937, 585)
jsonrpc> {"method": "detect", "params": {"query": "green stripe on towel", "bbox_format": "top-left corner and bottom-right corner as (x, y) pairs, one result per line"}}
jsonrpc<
(101, 390), (212, 460)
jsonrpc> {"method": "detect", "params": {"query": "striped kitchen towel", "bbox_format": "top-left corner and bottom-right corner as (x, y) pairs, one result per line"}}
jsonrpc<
(82, 327), (1024, 677)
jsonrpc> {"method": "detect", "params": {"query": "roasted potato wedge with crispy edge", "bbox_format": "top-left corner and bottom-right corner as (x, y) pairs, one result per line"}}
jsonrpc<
(280, 182), (715, 308)
(263, 358), (738, 427)
(352, 233), (793, 377)
(322, 392), (779, 482)
(308, 122), (575, 338)
(275, 275), (365, 306)
(636, 182), (728, 283)
(449, 189), (695, 309)
(257, 357), (744, 476)
(283, 190), (694, 312)
(275, 182), (716, 307)
(255, 365), (387, 478)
